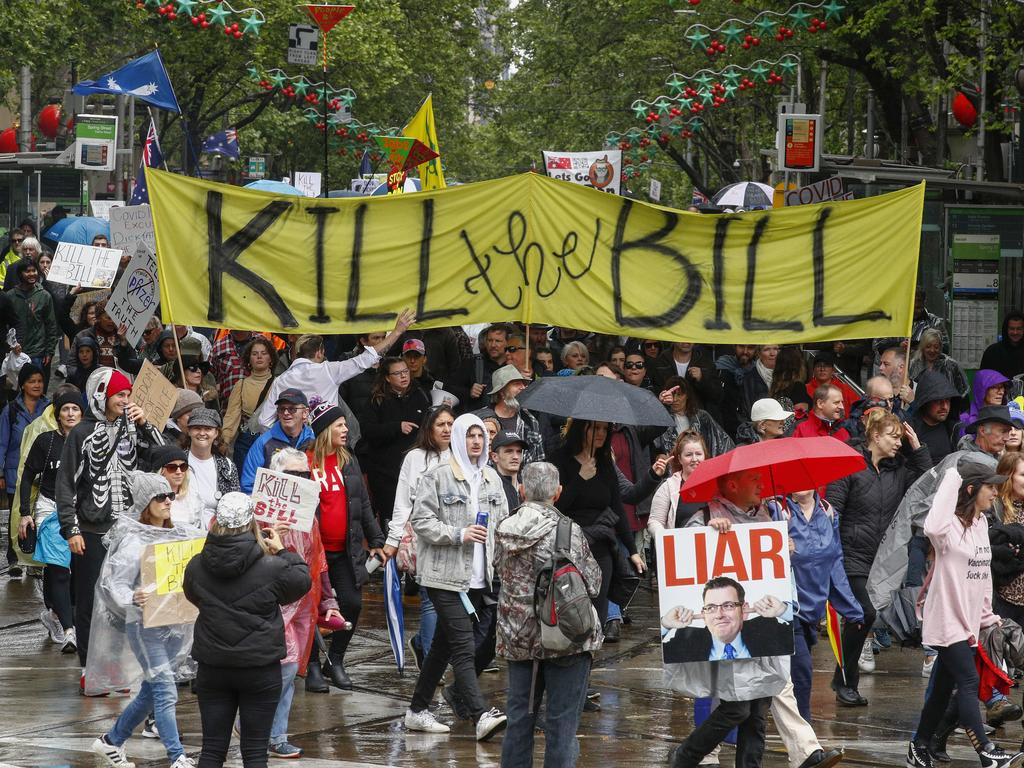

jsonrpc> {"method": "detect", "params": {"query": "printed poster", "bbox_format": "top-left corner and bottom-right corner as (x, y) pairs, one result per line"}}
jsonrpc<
(542, 149), (621, 194)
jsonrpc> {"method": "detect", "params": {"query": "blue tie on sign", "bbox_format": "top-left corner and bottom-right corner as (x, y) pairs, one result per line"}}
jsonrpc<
(724, 643), (736, 660)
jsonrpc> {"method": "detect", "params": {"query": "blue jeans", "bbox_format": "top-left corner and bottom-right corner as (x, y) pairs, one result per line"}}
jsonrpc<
(270, 662), (298, 745)
(792, 620), (816, 722)
(501, 653), (591, 768)
(905, 534), (930, 587)
(418, 586), (437, 655)
(107, 623), (184, 762)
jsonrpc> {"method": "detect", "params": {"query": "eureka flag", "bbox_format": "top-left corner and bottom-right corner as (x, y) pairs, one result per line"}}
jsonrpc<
(73, 50), (181, 114)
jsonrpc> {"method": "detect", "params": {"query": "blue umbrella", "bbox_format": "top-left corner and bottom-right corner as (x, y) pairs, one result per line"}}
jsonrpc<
(243, 179), (304, 196)
(383, 558), (405, 676)
(44, 216), (110, 245)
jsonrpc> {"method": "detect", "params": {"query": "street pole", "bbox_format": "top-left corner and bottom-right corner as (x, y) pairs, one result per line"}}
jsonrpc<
(322, 34), (329, 198)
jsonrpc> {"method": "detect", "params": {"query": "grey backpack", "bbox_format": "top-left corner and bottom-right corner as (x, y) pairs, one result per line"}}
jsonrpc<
(534, 516), (598, 651)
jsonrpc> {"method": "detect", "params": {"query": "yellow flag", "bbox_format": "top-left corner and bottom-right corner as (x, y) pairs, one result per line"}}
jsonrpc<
(402, 94), (446, 190)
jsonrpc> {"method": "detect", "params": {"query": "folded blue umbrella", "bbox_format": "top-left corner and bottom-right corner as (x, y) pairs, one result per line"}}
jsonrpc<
(384, 558), (405, 676)
(45, 217), (110, 245)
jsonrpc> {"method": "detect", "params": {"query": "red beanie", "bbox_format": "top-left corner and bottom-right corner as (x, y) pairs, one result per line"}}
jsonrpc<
(105, 370), (133, 398)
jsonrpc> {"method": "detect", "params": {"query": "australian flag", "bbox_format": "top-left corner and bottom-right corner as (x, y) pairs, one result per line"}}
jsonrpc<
(129, 118), (164, 205)
(202, 128), (239, 160)
(73, 50), (181, 114)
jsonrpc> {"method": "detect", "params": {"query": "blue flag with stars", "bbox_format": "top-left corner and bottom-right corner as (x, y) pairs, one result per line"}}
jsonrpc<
(73, 50), (181, 114)
(201, 128), (239, 160)
(130, 118), (164, 205)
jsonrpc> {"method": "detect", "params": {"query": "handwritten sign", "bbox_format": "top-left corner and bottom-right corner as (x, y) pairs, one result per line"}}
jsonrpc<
(293, 171), (322, 198)
(109, 204), (156, 253)
(131, 360), (178, 428)
(252, 467), (320, 533)
(90, 200), (124, 220)
(655, 522), (792, 664)
(141, 536), (205, 627)
(147, 168), (925, 345)
(106, 242), (160, 346)
(49, 242), (123, 288)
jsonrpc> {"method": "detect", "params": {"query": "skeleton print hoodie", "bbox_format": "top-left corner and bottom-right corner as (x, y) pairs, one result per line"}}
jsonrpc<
(56, 368), (163, 539)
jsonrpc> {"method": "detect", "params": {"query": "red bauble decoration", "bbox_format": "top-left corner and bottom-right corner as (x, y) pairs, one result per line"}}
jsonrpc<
(38, 104), (61, 139)
(0, 128), (17, 153)
(952, 91), (978, 128)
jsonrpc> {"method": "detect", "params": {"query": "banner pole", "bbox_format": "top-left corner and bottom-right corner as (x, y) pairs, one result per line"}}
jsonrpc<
(171, 326), (187, 388)
(322, 31), (329, 198)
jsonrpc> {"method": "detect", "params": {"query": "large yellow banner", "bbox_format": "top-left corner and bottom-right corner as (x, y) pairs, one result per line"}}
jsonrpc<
(148, 169), (924, 343)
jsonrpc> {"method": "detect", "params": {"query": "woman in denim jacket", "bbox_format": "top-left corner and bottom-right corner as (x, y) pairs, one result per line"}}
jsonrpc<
(404, 413), (510, 742)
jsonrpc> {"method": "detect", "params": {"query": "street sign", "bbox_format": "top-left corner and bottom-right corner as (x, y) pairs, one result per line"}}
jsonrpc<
(777, 113), (822, 172)
(649, 178), (662, 203)
(74, 115), (117, 172)
(303, 4), (354, 33)
(247, 156), (266, 179)
(288, 24), (318, 65)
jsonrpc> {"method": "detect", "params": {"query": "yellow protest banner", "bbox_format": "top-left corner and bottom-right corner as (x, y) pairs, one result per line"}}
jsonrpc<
(148, 168), (924, 344)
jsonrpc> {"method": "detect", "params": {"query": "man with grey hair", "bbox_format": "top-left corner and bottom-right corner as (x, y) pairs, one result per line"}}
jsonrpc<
(494, 461), (602, 768)
(475, 364), (547, 464)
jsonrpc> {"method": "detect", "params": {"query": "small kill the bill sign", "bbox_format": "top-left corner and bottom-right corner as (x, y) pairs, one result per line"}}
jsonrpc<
(655, 522), (793, 664)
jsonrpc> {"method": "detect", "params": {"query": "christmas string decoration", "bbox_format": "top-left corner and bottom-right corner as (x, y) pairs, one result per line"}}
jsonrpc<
(136, 0), (266, 39)
(247, 65), (356, 109)
(684, 0), (844, 57)
(307, 117), (402, 158)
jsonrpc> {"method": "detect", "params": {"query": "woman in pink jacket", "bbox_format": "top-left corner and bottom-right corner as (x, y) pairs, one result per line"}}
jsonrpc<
(907, 462), (1021, 768)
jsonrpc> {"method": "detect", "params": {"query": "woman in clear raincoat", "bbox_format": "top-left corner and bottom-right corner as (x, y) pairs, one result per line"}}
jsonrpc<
(86, 471), (202, 768)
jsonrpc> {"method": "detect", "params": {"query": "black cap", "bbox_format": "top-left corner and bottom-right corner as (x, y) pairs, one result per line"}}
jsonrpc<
(813, 350), (836, 367)
(492, 430), (527, 450)
(275, 388), (309, 407)
(957, 458), (1007, 488)
(966, 405), (1016, 434)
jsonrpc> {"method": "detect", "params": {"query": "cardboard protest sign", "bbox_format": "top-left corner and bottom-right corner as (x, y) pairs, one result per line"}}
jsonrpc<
(543, 150), (622, 194)
(655, 522), (793, 663)
(252, 467), (320, 533)
(147, 168), (925, 345)
(293, 172), (322, 198)
(106, 242), (160, 346)
(141, 536), (205, 627)
(784, 176), (854, 207)
(49, 242), (123, 288)
(109, 204), (156, 253)
(131, 360), (177, 428)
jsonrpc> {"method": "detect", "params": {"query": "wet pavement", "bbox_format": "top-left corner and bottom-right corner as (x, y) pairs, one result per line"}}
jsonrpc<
(0, 559), (1019, 767)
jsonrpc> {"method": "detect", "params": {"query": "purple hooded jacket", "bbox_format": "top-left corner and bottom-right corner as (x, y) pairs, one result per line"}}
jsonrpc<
(957, 369), (1009, 431)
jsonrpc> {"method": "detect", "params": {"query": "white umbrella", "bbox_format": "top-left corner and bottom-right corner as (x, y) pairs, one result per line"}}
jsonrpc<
(712, 181), (775, 210)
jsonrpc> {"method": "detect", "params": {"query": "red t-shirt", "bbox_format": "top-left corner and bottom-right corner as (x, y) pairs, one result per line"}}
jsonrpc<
(316, 453), (348, 552)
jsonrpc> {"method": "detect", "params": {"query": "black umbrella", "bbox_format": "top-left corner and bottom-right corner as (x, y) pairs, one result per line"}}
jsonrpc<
(517, 375), (673, 427)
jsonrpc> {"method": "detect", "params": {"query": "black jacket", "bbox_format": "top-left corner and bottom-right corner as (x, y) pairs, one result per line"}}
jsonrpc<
(661, 616), (793, 664)
(649, 346), (723, 420)
(909, 370), (964, 465)
(826, 445), (932, 578)
(361, 387), (431, 481)
(980, 312), (1024, 378)
(183, 533), (311, 668)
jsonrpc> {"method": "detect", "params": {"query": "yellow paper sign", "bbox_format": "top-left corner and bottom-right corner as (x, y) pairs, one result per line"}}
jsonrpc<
(153, 537), (206, 595)
(148, 169), (925, 344)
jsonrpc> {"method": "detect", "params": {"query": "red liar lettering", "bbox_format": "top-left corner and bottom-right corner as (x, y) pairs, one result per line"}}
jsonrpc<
(694, 531), (708, 585)
(662, 534), (695, 587)
(711, 531), (748, 581)
(749, 528), (785, 580)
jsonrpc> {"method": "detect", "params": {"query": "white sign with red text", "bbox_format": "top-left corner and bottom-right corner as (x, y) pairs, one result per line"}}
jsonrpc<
(251, 467), (320, 533)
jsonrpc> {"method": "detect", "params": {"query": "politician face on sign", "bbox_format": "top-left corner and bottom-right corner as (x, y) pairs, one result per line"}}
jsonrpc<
(660, 576), (793, 663)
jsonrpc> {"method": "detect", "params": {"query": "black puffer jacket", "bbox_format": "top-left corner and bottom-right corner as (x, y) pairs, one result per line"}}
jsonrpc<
(826, 445), (931, 577)
(361, 386), (431, 482)
(336, 456), (384, 587)
(183, 533), (311, 667)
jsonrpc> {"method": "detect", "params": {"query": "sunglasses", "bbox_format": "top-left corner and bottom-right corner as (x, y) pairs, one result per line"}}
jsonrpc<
(153, 492), (177, 502)
(285, 470), (312, 479)
(506, 346), (524, 353)
(12, 238), (23, 244)
(163, 462), (188, 472)
(277, 405), (302, 415)
(185, 363), (207, 373)
(623, 361), (646, 370)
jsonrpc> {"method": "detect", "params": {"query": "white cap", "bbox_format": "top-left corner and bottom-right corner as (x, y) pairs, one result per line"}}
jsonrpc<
(750, 398), (793, 423)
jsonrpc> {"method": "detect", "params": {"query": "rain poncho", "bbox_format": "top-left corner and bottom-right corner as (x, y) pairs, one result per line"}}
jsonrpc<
(279, 521), (332, 675)
(85, 515), (201, 695)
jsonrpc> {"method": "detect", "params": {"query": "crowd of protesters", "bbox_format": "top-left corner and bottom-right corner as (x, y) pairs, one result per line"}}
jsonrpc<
(5, 217), (1024, 768)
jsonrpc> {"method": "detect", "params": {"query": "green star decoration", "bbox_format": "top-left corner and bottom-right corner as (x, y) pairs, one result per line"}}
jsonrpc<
(723, 83), (738, 98)
(175, 0), (197, 13)
(241, 11), (265, 35)
(690, 117), (703, 133)
(293, 78), (309, 96)
(666, 74), (686, 95)
(822, 0), (845, 21)
(699, 87), (715, 106)
(722, 68), (742, 86)
(145, 0), (162, 7)
(337, 92), (356, 106)
(247, 65), (260, 81)
(778, 58), (799, 76)
(655, 98), (673, 116)
(668, 121), (685, 136)
(750, 62), (770, 82)
(694, 72), (714, 89)
(269, 71), (287, 88)
(677, 96), (694, 112)
(721, 22), (745, 45)
(685, 27), (711, 50)
(632, 101), (649, 120)
(788, 5), (813, 29)
(207, 2), (231, 26)
(753, 16), (777, 37)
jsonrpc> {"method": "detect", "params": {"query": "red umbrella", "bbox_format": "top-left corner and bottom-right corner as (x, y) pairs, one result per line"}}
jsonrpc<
(679, 436), (866, 503)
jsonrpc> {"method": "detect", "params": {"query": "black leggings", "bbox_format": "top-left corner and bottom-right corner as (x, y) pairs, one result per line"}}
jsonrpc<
(834, 575), (876, 690)
(915, 641), (988, 750)
(589, 539), (614, 626)
(325, 550), (361, 661)
(43, 564), (73, 630)
(196, 661), (281, 767)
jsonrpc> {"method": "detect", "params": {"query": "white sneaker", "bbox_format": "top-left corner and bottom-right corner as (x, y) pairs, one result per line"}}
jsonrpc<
(858, 639), (875, 673)
(91, 736), (135, 767)
(40, 610), (64, 644)
(922, 654), (936, 679)
(405, 708), (450, 734)
(169, 756), (196, 768)
(475, 707), (507, 742)
(61, 627), (77, 655)
(142, 716), (160, 739)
